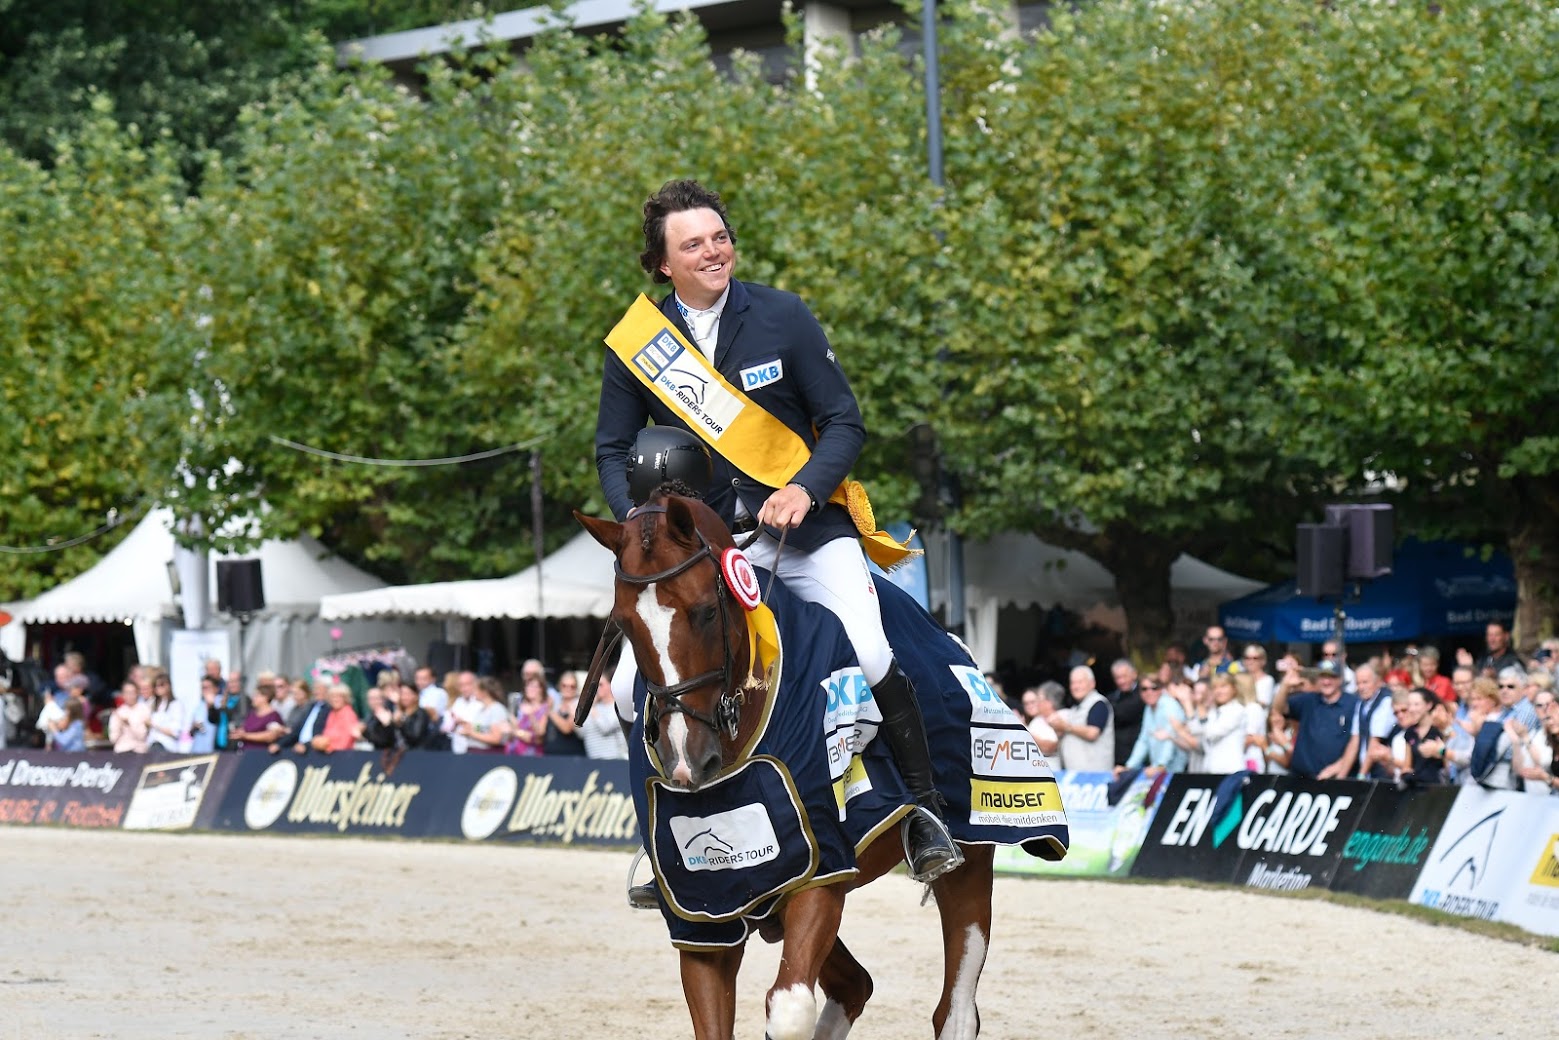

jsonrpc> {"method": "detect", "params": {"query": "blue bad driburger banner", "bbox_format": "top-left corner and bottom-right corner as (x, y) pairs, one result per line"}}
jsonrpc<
(206, 750), (639, 846)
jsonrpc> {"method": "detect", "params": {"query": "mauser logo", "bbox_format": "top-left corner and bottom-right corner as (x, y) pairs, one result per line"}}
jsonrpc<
(1159, 786), (1353, 857)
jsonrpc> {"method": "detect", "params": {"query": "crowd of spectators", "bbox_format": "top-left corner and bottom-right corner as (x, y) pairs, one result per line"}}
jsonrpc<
(9, 653), (628, 763)
(1016, 622), (1559, 794)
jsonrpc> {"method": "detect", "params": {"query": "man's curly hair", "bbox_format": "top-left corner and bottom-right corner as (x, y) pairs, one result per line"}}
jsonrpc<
(640, 179), (737, 283)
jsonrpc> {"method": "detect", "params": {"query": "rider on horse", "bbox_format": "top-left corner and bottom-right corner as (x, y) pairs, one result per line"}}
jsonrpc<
(593, 178), (961, 884)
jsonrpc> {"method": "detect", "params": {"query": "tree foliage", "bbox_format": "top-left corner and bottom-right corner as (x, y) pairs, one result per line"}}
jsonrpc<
(3, 0), (1555, 649)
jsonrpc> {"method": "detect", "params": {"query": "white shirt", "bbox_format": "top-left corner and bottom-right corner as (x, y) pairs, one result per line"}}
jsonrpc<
(675, 287), (730, 360)
(418, 683), (449, 719)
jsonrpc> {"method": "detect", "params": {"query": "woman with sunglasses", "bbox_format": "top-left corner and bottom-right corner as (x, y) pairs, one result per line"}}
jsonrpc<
(146, 670), (189, 753)
(1511, 688), (1557, 795)
(1387, 688), (1448, 785)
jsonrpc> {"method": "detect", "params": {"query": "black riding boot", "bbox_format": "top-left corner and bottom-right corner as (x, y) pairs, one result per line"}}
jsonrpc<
(872, 662), (964, 882)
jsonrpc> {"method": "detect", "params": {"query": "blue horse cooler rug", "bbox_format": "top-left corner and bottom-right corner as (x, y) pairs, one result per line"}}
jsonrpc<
(630, 570), (1068, 950)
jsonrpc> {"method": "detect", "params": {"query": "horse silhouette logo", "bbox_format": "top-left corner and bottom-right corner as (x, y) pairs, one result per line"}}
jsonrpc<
(683, 827), (735, 860)
(664, 358), (709, 407)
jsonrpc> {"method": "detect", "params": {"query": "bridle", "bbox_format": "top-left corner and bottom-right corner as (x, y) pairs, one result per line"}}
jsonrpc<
(590, 504), (749, 744)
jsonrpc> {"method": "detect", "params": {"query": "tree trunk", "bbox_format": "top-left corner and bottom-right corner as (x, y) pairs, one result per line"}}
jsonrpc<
(1508, 475), (1559, 650)
(1096, 526), (1180, 670)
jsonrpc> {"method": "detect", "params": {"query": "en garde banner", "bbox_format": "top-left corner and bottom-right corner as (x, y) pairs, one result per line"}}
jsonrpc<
(210, 750), (640, 846)
(1329, 783), (1460, 901)
(0, 749), (136, 829)
(1409, 787), (1554, 924)
(994, 769), (1170, 878)
(1132, 773), (1376, 892)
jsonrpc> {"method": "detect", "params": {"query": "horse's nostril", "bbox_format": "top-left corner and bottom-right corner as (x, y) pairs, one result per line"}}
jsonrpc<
(698, 748), (721, 779)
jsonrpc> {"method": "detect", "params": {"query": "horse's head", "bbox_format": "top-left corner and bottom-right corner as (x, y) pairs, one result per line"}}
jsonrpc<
(576, 488), (757, 790)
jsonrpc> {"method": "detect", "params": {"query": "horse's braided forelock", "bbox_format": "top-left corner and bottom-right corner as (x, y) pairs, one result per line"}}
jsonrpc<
(640, 508), (657, 556)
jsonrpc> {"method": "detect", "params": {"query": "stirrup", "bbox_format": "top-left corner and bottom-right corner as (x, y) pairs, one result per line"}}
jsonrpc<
(626, 846), (659, 911)
(900, 804), (964, 884)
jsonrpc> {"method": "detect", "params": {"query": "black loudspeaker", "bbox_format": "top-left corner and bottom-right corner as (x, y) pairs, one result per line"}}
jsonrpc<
(216, 559), (266, 614)
(1324, 503), (1395, 579)
(1296, 524), (1347, 598)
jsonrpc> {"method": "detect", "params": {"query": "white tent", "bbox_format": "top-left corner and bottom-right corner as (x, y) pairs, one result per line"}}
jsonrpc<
(321, 531), (616, 621)
(5, 509), (439, 678)
(953, 533), (1266, 669)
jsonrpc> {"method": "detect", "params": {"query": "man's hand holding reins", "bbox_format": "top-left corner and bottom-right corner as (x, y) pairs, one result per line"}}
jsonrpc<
(758, 483), (813, 531)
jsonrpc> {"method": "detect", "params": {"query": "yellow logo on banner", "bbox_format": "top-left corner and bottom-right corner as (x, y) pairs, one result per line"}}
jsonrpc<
(1530, 834), (1559, 888)
(970, 777), (1063, 814)
(831, 755), (871, 813)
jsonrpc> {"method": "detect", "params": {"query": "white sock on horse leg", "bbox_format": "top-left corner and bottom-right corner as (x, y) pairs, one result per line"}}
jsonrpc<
(814, 996), (853, 1040)
(937, 923), (987, 1040)
(765, 982), (817, 1040)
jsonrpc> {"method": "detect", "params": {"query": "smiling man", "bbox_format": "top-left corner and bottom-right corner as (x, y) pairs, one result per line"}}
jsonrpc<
(594, 179), (960, 883)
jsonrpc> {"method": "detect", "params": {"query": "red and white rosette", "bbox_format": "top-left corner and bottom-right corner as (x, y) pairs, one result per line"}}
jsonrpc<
(720, 547), (762, 612)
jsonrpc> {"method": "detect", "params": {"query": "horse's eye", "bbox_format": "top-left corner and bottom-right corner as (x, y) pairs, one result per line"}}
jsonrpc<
(690, 603), (718, 628)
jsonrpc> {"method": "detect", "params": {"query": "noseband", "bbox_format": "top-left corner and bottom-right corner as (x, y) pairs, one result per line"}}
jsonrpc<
(612, 507), (745, 744)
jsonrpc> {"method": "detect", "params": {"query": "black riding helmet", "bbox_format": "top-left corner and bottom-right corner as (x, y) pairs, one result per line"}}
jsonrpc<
(627, 426), (713, 506)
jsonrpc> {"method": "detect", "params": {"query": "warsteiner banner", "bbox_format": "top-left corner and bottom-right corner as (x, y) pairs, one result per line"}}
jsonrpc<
(209, 750), (638, 846)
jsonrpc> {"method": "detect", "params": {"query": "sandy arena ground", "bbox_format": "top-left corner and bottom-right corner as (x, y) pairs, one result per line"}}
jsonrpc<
(1, 828), (1550, 1039)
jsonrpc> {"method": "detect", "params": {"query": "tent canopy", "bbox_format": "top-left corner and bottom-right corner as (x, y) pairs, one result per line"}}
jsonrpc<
(15, 508), (385, 625)
(320, 531), (616, 621)
(3, 508), (434, 676)
(1218, 540), (1516, 644)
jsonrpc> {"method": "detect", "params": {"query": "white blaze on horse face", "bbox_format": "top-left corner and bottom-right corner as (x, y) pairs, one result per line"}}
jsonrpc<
(637, 584), (693, 783)
(936, 923), (987, 1040)
(765, 982), (817, 1040)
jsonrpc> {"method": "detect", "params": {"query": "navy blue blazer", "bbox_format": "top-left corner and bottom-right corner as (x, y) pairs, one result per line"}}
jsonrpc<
(595, 279), (865, 552)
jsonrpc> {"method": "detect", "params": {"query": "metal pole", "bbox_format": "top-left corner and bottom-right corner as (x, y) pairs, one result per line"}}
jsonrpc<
(530, 450), (546, 663)
(920, 0), (967, 633)
(921, 0), (944, 189)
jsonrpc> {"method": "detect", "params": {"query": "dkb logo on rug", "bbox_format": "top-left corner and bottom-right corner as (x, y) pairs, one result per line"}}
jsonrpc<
(670, 802), (780, 872)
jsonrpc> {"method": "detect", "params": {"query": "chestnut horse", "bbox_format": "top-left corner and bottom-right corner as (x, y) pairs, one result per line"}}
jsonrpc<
(578, 490), (998, 1040)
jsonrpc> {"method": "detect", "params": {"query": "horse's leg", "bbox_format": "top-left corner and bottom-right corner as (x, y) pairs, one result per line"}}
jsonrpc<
(679, 945), (744, 1040)
(814, 936), (873, 1040)
(764, 884), (845, 1040)
(930, 843), (993, 1040)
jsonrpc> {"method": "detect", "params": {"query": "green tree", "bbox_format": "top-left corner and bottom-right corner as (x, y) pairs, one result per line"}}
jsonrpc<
(0, 105), (192, 598)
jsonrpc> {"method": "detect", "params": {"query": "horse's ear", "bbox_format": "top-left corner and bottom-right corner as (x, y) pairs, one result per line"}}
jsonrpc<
(663, 495), (701, 546)
(575, 510), (622, 551)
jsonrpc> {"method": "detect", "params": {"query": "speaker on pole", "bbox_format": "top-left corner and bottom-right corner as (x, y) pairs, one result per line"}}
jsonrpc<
(1324, 503), (1394, 579)
(1296, 524), (1347, 598)
(216, 559), (266, 615)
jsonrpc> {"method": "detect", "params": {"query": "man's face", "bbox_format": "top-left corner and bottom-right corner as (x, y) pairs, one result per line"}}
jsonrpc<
(1111, 664), (1137, 693)
(53, 665), (71, 687)
(1316, 674), (1342, 700)
(1486, 624), (1509, 653)
(1139, 680), (1162, 707)
(459, 673), (478, 698)
(1452, 668), (1474, 701)
(1204, 629), (1227, 656)
(1355, 667), (1381, 699)
(1068, 670), (1094, 700)
(659, 207), (735, 307)
(415, 669), (433, 690)
(204, 659), (222, 678)
(1321, 642), (1340, 661)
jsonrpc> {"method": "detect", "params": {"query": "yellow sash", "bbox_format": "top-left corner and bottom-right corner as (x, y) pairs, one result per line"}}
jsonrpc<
(605, 295), (919, 570)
